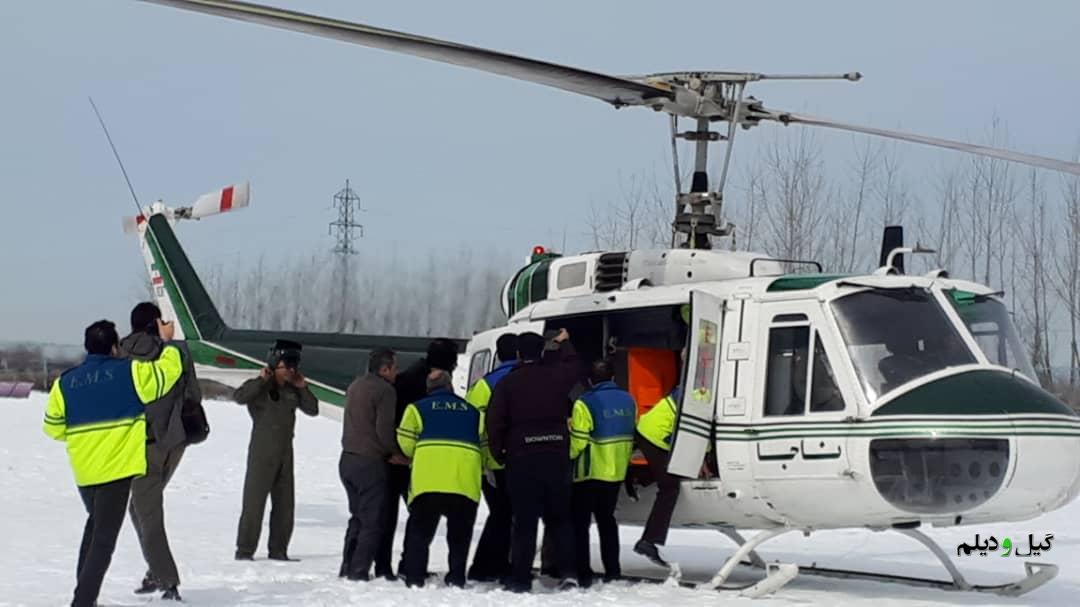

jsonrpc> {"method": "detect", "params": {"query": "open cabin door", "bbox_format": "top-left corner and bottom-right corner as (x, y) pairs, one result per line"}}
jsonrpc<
(668, 290), (724, 477)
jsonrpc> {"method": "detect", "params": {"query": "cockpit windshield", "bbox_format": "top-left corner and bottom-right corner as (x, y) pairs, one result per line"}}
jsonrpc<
(945, 289), (1038, 382)
(831, 287), (976, 402)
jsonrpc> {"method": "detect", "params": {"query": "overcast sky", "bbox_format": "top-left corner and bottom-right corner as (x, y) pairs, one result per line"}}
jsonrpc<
(2, 0), (1079, 344)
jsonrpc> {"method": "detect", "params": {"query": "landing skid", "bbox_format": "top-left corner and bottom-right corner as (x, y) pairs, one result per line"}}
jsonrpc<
(704, 526), (1058, 598)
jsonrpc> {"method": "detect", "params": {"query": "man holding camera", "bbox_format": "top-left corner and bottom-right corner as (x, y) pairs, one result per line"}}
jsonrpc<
(233, 340), (319, 561)
(120, 302), (203, 600)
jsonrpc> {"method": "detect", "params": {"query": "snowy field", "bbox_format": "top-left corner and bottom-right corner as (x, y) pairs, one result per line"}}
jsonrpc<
(3, 393), (1079, 607)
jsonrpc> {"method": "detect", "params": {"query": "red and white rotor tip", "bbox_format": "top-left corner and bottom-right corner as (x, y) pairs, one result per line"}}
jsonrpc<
(188, 181), (251, 219)
(121, 182), (252, 233)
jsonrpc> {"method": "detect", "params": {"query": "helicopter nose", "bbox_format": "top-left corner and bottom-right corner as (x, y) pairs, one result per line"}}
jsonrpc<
(869, 369), (1080, 519)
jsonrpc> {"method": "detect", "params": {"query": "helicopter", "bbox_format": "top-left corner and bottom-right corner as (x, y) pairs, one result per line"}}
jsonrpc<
(121, 0), (1080, 598)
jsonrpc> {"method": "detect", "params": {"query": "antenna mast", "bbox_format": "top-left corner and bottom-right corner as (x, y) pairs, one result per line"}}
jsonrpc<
(329, 179), (364, 331)
(88, 97), (145, 217)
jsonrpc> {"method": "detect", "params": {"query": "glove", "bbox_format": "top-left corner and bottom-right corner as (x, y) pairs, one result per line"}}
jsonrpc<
(484, 470), (497, 488)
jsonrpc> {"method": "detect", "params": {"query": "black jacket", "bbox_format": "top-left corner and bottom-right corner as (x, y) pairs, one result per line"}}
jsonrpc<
(119, 332), (201, 452)
(487, 341), (581, 464)
(394, 358), (432, 426)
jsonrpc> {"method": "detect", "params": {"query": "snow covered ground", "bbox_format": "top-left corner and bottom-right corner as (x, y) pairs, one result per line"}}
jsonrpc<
(3, 393), (1079, 606)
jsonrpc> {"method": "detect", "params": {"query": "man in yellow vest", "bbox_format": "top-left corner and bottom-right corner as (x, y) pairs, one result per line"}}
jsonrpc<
(632, 385), (681, 568)
(44, 320), (185, 607)
(569, 359), (637, 586)
(396, 369), (485, 588)
(466, 333), (518, 582)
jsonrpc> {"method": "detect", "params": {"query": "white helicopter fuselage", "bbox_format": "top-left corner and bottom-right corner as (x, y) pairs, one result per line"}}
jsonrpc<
(464, 248), (1080, 532)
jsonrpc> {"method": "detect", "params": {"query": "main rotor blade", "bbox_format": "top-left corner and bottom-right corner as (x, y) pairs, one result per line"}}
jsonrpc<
(137, 0), (673, 108)
(777, 112), (1080, 176)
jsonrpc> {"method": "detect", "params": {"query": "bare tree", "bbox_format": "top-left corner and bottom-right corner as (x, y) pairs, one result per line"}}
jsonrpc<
(735, 163), (766, 253)
(584, 171), (670, 251)
(875, 142), (913, 230)
(757, 130), (830, 263)
(1015, 169), (1055, 384)
(929, 163), (965, 271)
(840, 138), (882, 272)
(1054, 165), (1080, 387)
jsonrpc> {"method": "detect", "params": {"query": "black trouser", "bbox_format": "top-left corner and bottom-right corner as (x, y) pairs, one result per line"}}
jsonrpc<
(637, 433), (680, 545)
(74, 476), (133, 607)
(506, 453), (576, 589)
(572, 480), (622, 581)
(540, 526), (557, 575)
(339, 452), (387, 578)
(467, 469), (512, 581)
(236, 447), (295, 558)
(129, 442), (185, 587)
(402, 493), (478, 587)
(375, 463), (409, 576)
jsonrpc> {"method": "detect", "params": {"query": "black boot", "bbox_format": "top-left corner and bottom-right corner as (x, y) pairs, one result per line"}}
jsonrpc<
(162, 586), (182, 601)
(134, 572), (160, 594)
(269, 552), (299, 562)
(633, 539), (669, 568)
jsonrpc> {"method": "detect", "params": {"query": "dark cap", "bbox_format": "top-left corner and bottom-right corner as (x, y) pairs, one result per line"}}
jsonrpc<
(268, 339), (303, 369)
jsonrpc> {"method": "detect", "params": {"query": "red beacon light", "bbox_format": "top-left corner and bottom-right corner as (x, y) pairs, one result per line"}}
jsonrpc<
(529, 244), (558, 263)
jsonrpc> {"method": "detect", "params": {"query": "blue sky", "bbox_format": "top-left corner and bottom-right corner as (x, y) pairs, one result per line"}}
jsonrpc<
(2, 0), (1078, 344)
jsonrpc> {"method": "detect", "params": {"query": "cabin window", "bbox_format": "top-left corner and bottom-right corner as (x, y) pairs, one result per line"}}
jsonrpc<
(765, 325), (810, 416)
(764, 316), (844, 416)
(467, 350), (490, 389)
(556, 262), (587, 290)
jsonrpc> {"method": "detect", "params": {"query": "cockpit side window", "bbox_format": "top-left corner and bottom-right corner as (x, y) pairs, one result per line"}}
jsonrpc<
(809, 334), (844, 412)
(945, 289), (1038, 382)
(831, 288), (976, 402)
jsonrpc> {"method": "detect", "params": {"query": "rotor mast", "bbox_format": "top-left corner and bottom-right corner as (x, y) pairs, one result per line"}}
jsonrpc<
(667, 72), (860, 250)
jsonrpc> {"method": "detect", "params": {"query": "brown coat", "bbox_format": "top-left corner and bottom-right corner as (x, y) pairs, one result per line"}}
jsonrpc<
(342, 372), (402, 460)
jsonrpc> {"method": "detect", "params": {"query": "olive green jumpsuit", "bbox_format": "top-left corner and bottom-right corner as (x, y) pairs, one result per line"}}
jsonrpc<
(233, 377), (319, 558)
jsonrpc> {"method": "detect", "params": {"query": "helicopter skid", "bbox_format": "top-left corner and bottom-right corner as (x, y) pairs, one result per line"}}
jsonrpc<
(609, 559), (1053, 598)
(783, 560), (1057, 598)
(608, 526), (1056, 598)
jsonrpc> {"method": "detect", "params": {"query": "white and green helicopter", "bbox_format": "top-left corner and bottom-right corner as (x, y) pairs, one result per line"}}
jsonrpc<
(127, 0), (1080, 598)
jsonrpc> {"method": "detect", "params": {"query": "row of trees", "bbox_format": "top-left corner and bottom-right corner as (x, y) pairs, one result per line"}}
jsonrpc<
(199, 243), (515, 339)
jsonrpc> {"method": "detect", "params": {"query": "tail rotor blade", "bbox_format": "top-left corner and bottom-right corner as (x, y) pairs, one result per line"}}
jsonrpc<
(773, 112), (1080, 176)
(188, 182), (251, 219)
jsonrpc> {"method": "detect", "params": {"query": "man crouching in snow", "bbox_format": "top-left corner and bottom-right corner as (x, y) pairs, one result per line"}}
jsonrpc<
(43, 319), (185, 607)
